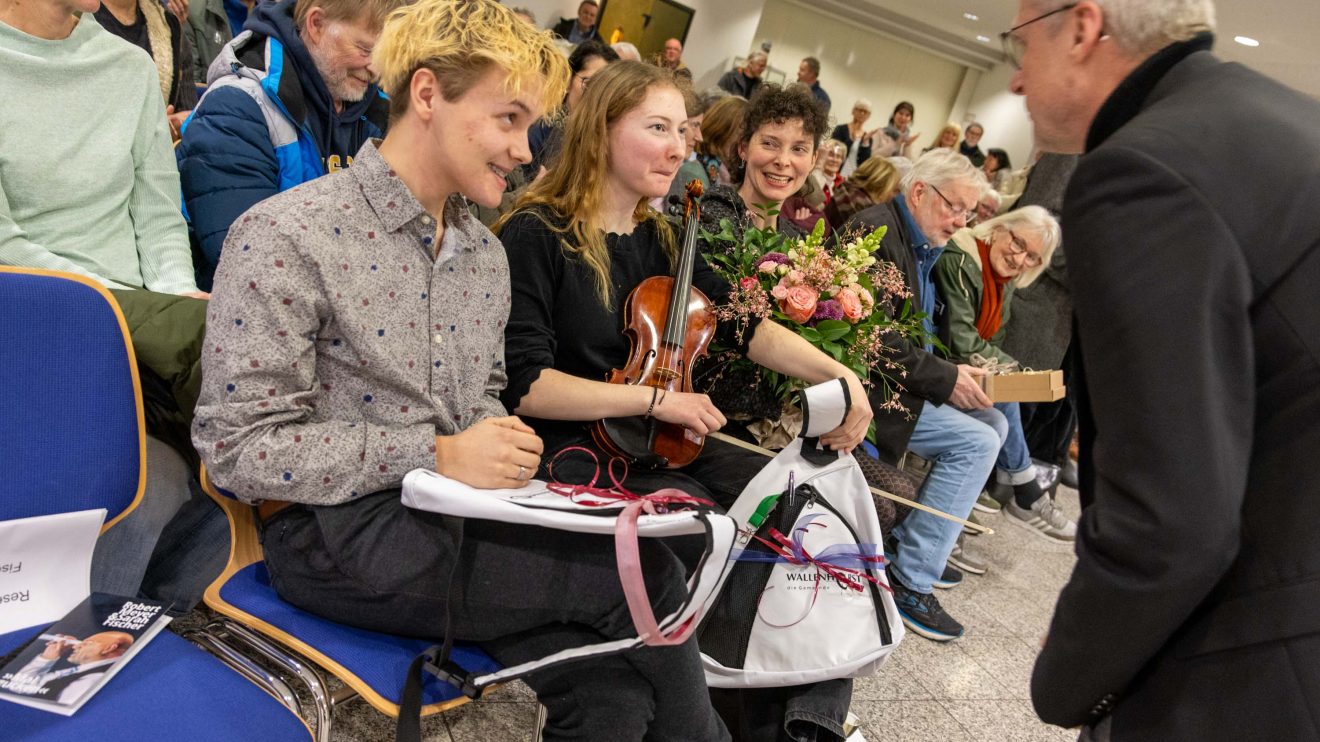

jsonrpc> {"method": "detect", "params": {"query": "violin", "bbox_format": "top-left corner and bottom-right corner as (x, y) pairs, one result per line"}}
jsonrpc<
(591, 180), (715, 469)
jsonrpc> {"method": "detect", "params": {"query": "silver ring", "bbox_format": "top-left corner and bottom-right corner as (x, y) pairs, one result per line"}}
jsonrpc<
(517, 465), (527, 481)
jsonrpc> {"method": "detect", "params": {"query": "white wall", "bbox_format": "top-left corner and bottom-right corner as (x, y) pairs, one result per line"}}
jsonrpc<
(958, 62), (1035, 169)
(751, 0), (969, 137)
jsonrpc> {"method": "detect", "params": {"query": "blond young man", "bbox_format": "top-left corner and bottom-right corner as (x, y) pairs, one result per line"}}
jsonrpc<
(193, 1), (729, 739)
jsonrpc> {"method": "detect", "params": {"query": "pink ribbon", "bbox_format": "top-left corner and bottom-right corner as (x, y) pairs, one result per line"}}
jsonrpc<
(546, 446), (712, 646)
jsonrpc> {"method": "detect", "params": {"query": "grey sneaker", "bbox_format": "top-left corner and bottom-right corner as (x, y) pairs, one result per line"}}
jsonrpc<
(961, 511), (984, 536)
(972, 491), (1002, 514)
(946, 534), (989, 575)
(1006, 496), (1077, 542)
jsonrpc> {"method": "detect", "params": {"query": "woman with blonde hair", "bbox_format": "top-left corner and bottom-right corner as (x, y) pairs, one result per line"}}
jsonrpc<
(922, 122), (962, 154)
(825, 155), (901, 233)
(694, 94), (748, 186)
(498, 61), (871, 741)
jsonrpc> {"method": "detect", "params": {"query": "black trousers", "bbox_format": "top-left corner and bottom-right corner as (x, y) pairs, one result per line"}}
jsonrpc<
(262, 492), (729, 742)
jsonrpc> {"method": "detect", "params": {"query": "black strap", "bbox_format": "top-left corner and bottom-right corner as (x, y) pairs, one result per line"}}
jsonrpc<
(396, 516), (476, 742)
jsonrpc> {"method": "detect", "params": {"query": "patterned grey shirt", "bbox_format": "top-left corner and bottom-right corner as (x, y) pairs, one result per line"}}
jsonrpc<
(193, 141), (511, 505)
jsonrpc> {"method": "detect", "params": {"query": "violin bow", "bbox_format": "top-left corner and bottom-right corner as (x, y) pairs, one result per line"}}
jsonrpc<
(707, 431), (994, 535)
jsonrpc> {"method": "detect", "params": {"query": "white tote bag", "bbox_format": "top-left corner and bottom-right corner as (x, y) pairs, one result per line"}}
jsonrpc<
(699, 379), (905, 688)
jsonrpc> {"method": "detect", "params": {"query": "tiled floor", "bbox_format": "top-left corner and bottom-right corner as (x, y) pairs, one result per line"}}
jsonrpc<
(195, 487), (1084, 741)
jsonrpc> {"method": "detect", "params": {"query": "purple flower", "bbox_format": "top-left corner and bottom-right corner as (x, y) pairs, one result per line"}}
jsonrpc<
(759, 252), (792, 266)
(811, 299), (843, 324)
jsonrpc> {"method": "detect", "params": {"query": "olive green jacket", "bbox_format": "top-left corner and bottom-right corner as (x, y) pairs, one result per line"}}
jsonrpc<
(931, 236), (1017, 366)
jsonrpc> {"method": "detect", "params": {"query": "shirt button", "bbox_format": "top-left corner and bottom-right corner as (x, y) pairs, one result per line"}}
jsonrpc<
(432, 334), (444, 345)
(421, 215), (433, 225)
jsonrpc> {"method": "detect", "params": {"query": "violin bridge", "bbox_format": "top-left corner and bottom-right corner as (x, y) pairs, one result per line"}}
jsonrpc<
(653, 367), (679, 383)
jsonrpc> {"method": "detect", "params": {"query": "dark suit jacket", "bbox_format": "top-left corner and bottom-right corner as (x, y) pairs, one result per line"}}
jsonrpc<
(550, 18), (603, 45)
(845, 201), (958, 465)
(1033, 36), (1320, 740)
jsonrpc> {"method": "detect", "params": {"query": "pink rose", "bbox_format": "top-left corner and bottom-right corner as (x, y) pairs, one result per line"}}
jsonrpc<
(837, 288), (865, 323)
(787, 269), (805, 284)
(757, 261), (779, 274)
(771, 277), (791, 300)
(780, 285), (819, 324)
(740, 277), (760, 291)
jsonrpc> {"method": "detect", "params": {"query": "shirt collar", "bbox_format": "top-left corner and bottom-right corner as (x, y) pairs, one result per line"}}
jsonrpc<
(895, 194), (933, 250)
(351, 139), (480, 248)
(1086, 32), (1215, 152)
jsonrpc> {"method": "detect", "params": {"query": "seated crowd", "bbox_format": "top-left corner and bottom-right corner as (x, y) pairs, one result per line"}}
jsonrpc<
(0, 0), (1080, 738)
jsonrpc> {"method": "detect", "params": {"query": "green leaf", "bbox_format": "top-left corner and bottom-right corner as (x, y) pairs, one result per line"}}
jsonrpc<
(798, 327), (823, 342)
(815, 319), (851, 341)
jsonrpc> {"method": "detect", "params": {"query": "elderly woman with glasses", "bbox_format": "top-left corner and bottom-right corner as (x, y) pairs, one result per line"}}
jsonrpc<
(932, 206), (1077, 542)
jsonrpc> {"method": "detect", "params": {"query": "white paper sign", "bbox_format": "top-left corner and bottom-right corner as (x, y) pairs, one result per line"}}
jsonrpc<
(0, 509), (105, 635)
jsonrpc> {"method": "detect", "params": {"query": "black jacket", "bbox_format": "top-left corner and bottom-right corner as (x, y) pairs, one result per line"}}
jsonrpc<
(550, 18), (603, 44)
(1032, 35), (1320, 739)
(844, 201), (958, 465)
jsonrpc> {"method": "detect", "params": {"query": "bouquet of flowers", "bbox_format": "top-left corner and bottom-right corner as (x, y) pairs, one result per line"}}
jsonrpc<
(699, 214), (934, 436)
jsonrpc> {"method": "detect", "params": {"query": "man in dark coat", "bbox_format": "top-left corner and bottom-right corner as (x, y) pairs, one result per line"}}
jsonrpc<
(716, 50), (767, 99)
(550, 0), (602, 45)
(1007, 1), (1320, 738)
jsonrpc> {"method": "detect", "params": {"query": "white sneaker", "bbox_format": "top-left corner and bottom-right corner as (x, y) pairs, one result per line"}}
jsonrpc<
(1006, 496), (1077, 542)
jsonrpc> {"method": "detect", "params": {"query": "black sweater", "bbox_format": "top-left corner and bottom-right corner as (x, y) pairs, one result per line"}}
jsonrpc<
(499, 208), (752, 453)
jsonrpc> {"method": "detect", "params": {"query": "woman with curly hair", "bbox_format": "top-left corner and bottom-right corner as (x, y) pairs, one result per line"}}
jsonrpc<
(699, 83), (831, 237)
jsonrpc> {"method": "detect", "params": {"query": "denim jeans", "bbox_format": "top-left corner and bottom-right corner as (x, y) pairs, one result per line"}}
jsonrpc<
(90, 435), (230, 613)
(890, 402), (1000, 593)
(91, 436), (191, 596)
(965, 403), (1035, 485)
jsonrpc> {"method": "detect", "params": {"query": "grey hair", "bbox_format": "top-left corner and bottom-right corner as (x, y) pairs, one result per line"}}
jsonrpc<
(853, 98), (872, 111)
(1033, 0), (1216, 56)
(979, 187), (1003, 209)
(747, 50), (769, 64)
(967, 205), (1061, 287)
(900, 149), (986, 199)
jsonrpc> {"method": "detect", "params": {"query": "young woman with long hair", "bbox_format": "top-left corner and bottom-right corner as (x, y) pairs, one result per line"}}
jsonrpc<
(497, 61), (871, 741)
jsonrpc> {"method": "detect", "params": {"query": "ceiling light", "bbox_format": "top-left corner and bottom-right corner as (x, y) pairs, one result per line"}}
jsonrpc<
(963, 12), (980, 21)
(1234, 35), (1260, 47)
(976, 35), (991, 43)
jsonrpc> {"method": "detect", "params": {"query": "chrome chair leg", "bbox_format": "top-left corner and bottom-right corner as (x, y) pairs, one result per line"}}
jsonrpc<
(218, 619), (335, 742)
(183, 627), (303, 717)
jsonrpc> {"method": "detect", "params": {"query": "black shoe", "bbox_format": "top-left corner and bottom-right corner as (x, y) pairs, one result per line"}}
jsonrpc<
(1059, 458), (1079, 489)
(889, 572), (965, 641)
(932, 563), (963, 589)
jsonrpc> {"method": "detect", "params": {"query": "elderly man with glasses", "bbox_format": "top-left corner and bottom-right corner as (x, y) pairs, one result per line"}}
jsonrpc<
(1003, 0), (1320, 739)
(843, 149), (1007, 642)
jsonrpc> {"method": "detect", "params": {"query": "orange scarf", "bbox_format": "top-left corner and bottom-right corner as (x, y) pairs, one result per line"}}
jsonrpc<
(975, 239), (1011, 340)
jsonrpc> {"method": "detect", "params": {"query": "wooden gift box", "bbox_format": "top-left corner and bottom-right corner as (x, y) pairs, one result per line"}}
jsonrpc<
(979, 369), (1065, 403)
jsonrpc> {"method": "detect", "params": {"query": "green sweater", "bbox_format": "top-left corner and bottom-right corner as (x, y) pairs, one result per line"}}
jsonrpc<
(932, 236), (1017, 366)
(0, 14), (196, 294)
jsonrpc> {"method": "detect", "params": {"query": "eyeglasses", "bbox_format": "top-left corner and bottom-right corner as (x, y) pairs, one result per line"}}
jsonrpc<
(928, 184), (975, 223)
(999, 3), (1078, 69)
(1005, 230), (1044, 267)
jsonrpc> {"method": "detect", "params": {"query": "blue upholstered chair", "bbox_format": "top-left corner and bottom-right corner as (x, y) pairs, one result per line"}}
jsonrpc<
(200, 473), (511, 741)
(0, 265), (312, 740)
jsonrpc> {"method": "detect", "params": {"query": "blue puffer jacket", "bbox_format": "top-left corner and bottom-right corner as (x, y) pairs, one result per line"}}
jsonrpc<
(177, 0), (388, 275)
